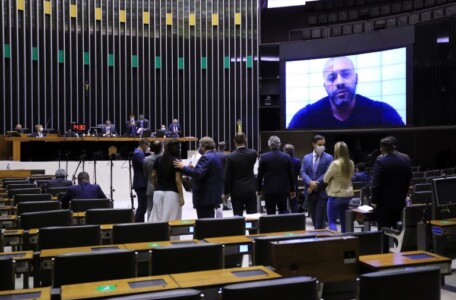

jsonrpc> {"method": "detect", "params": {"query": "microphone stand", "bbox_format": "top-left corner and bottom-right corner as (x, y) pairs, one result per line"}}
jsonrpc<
(109, 154), (115, 201)
(57, 149), (62, 169)
(128, 153), (136, 209)
(65, 151), (71, 180)
(93, 156), (97, 184)
(72, 154), (83, 185)
(81, 150), (86, 172)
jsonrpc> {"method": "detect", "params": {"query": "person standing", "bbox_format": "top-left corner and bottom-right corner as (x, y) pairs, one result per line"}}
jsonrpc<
(301, 135), (333, 229)
(257, 136), (296, 215)
(143, 141), (163, 221)
(224, 133), (258, 216)
(283, 144), (302, 213)
(174, 137), (223, 219)
(149, 140), (185, 222)
(323, 141), (354, 232)
(371, 136), (412, 252)
(132, 139), (150, 222)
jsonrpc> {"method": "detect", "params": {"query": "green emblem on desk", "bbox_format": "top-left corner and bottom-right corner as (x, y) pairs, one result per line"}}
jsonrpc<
(148, 243), (161, 247)
(285, 233), (294, 236)
(96, 285), (117, 292)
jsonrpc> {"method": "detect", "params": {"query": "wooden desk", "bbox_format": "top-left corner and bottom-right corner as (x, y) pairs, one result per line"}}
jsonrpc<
(0, 169), (33, 179)
(359, 250), (452, 275)
(170, 266), (281, 289)
(430, 218), (456, 235)
(5, 136), (198, 161)
(0, 250), (33, 274)
(40, 244), (128, 270)
(345, 207), (375, 232)
(0, 287), (51, 300)
(430, 219), (456, 259)
(0, 215), (16, 228)
(169, 219), (195, 236)
(3, 229), (24, 247)
(61, 275), (179, 300)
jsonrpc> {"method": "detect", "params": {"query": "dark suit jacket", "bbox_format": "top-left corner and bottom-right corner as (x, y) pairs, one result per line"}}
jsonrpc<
(290, 156), (302, 192)
(371, 152), (412, 220)
(132, 148), (147, 189)
(215, 151), (227, 180)
(224, 147), (257, 199)
(182, 150), (223, 208)
(31, 132), (46, 137)
(168, 123), (181, 133)
(60, 182), (107, 208)
(301, 151), (333, 198)
(257, 149), (295, 195)
(47, 178), (73, 188)
(136, 119), (149, 129)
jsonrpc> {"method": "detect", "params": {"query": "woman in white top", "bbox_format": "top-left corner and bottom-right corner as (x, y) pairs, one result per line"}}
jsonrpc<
(323, 141), (354, 232)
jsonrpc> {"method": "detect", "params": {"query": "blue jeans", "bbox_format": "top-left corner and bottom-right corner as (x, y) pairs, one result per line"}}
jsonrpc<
(327, 196), (351, 232)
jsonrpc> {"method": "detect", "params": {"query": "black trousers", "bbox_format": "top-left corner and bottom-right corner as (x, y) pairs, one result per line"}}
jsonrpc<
(196, 205), (216, 219)
(134, 188), (147, 222)
(231, 194), (257, 216)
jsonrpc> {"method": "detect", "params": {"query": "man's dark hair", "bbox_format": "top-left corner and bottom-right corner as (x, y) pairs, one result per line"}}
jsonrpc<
(380, 137), (395, 153)
(138, 139), (150, 147)
(234, 133), (246, 146)
(283, 144), (295, 156)
(356, 162), (366, 172)
(150, 141), (163, 154)
(313, 134), (325, 143)
(77, 171), (90, 183)
(218, 141), (226, 152)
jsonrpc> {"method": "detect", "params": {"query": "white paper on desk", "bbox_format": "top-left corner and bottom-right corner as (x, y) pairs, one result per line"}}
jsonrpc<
(244, 213), (263, 220)
(357, 205), (374, 212)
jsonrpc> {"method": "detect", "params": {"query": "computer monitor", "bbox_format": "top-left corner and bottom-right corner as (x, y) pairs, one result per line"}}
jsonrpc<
(155, 129), (166, 138)
(431, 176), (456, 206)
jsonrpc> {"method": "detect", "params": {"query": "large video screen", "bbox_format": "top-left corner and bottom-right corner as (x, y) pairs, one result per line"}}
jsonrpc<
(285, 48), (407, 129)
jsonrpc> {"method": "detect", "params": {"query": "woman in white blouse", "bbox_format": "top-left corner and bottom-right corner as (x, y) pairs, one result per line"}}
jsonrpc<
(323, 141), (354, 232)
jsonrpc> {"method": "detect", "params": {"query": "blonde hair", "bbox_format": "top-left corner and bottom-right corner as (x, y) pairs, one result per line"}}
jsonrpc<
(334, 141), (353, 179)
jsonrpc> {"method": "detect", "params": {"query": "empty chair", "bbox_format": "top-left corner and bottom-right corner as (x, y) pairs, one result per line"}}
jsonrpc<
(382, 204), (428, 252)
(8, 187), (41, 199)
(101, 289), (201, 300)
(358, 266), (440, 300)
(411, 191), (432, 204)
(70, 198), (112, 212)
(14, 193), (52, 205)
(6, 183), (37, 192)
(2, 180), (30, 189)
(412, 171), (424, 178)
(38, 225), (101, 250)
(424, 169), (441, 178)
(85, 208), (134, 225)
(53, 250), (137, 287)
(151, 243), (224, 275)
(19, 209), (73, 230)
(410, 177), (426, 186)
(258, 213), (306, 234)
(442, 168), (454, 176)
(17, 201), (61, 215)
(0, 257), (15, 291)
(112, 222), (170, 244)
(341, 231), (383, 255)
(222, 276), (318, 300)
(193, 217), (245, 239)
(46, 186), (69, 196)
(413, 183), (432, 193)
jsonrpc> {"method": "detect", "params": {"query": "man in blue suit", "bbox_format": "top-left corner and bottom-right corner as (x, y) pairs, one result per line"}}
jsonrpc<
(132, 139), (150, 222)
(174, 137), (223, 218)
(168, 118), (181, 137)
(257, 136), (296, 215)
(60, 172), (107, 209)
(301, 135), (333, 229)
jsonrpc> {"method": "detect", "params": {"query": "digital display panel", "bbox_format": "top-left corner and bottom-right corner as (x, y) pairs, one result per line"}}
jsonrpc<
(71, 123), (87, 133)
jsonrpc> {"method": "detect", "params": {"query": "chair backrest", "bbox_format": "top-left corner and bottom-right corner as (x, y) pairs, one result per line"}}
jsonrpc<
(101, 289), (201, 300)
(38, 225), (101, 250)
(151, 243), (224, 275)
(253, 233), (317, 266)
(352, 181), (367, 190)
(70, 198), (112, 212)
(258, 213), (306, 234)
(411, 191), (433, 204)
(112, 222), (170, 244)
(358, 266), (441, 300)
(413, 183), (432, 193)
(46, 186), (69, 196)
(8, 187), (41, 199)
(14, 193), (52, 205)
(6, 183), (37, 191)
(193, 217), (245, 239)
(424, 169), (442, 178)
(412, 171), (424, 178)
(401, 204), (428, 251)
(85, 208), (134, 225)
(0, 257), (15, 291)
(17, 201), (61, 215)
(53, 250), (137, 287)
(410, 177), (426, 186)
(341, 231), (383, 255)
(222, 276), (318, 300)
(19, 209), (73, 230)
(2, 180), (29, 188)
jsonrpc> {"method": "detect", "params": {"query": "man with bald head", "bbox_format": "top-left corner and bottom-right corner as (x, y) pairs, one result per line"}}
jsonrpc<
(288, 56), (404, 129)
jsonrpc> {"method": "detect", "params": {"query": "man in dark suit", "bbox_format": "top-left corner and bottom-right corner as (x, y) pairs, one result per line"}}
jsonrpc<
(301, 135), (333, 229)
(132, 139), (150, 222)
(174, 137), (223, 218)
(283, 144), (302, 213)
(136, 114), (149, 135)
(60, 172), (107, 209)
(257, 136), (296, 215)
(371, 136), (412, 252)
(101, 120), (118, 137)
(47, 169), (72, 188)
(168, 118), (181, 137)
(126, 113), (137, 136)
(224, 133), (258, 216)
